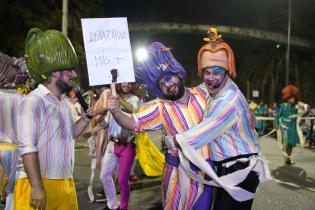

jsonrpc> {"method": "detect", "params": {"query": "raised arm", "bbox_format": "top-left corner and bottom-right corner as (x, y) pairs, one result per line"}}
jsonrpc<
(108, 95), (136, 130)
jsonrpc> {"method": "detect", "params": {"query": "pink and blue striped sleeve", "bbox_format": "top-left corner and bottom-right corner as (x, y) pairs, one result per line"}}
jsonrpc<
(176, 97), (238, 149)
(134, 101), (163, 132)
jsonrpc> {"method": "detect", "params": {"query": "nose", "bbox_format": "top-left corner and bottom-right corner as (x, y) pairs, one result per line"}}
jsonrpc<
(71, 70), (78, 78)
(207, 73), (216, 81)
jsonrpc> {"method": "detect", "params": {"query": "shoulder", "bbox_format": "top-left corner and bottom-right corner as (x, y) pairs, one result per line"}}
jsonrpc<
(189, 85), (207, 99)
(138, 98), (161, 111)
(20, 91), (45, 108)
(221, 81), (240, 102)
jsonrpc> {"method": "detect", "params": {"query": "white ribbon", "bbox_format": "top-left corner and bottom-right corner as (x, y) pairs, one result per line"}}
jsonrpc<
(169, 137), (272, 202)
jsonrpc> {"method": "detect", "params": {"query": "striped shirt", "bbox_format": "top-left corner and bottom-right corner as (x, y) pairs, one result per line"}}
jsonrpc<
(176, 79), (260, 161)
(0, 91), (23, 144)
(17, 84), (75, 179)
(133, 87), (210, 158)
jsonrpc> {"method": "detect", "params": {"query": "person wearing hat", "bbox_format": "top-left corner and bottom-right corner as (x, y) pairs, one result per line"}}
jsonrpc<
(0, 52), (29, 210)
(274, 84), (302, 165)
(15, 28), (93, 210)
(107, 42), (214, 210)
(172, 28), (270, 210)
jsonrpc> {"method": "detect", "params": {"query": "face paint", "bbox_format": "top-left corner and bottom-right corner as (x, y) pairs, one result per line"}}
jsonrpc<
(202, 66), (227, 96)
(212, 66), (226, 76)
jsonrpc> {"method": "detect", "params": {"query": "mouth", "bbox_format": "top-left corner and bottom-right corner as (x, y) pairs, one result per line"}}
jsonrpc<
(69, 77), (76, 82)
(206, 82), (220, 90)
(168, 85), (177, 95)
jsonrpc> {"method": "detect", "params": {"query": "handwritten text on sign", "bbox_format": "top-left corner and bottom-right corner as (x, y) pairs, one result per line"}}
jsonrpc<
(81, 18), (135, 86)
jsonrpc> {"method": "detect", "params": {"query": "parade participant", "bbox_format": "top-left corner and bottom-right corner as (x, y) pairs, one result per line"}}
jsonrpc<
(107, 42), (214, 210)
(255, 101), (268, 136)
(173, 28), (270, 210)
(88, 85), (111, 166)
(15, 28), (92, 210)
(274, 85), (302, 165)
(0, 52), (29, 210)
(82, 85), (111, 202)
(99, 82), (139, 210)
(68, 90), (82, 122)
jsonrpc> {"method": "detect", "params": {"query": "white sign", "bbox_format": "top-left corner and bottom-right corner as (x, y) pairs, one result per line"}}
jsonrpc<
(252, 90), (259, 98)
(81, 18), (135, 86)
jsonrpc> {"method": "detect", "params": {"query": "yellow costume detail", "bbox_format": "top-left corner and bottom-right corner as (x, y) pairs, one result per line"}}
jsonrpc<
(14, 178), (78, 210)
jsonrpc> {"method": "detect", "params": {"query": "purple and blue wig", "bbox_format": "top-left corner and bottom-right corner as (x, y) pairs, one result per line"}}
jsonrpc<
(135, 42), (186, 98)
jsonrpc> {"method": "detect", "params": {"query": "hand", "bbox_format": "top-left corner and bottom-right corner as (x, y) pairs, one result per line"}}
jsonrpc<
(107, 95), (120, 114)
(82, 127), (99, 138)
(81, 107), (93, 122)
(173, 136), (180, 148)
(30, 186), (46, 210)
(82, 131), (93, 139)
(96, 115), (105, 124)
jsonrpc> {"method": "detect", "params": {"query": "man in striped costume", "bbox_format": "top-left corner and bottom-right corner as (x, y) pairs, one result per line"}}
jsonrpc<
(107, 42), (214, 210)
(15, 28), (92, 210)
(0, 53), (29, 210)
(174, 28), (270, 210)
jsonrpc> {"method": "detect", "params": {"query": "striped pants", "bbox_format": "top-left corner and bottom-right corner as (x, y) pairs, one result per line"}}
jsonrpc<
(0, 143), (18, 210)
(162, 153), (214, 210)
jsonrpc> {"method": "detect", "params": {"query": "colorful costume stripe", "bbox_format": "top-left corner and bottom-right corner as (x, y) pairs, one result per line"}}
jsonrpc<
(176, 79), (260, 161)
(17, 84), (75, 179)
(0, 144), (18, 210)
(0, 92), (22, 144)
(134, 87), (212, 210)
(0, 91), (22, 210)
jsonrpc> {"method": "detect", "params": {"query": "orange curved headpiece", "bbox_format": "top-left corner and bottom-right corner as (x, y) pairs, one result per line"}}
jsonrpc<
(197, 28), (236, 79)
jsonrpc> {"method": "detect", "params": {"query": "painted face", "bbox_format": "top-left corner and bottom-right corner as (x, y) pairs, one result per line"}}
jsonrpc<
(56, 70), (77, 93)
(158, 73), (185, 101)
(202, 66), (226, 95)
(121, 83), (132, 94)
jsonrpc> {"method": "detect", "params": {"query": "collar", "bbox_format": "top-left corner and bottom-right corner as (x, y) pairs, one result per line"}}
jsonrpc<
(37, 84), (51, 96)
(37, 84), (66, 100)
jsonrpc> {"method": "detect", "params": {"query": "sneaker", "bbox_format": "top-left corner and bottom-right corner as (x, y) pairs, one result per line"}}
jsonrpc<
(129, 175), (138, 182)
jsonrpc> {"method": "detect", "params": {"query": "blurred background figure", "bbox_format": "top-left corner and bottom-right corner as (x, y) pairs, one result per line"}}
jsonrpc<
(254, 101), (268, 136)
(0, 52), (30, 210)
(82, 85), (111, 203)
(274, 85), (302, 165)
